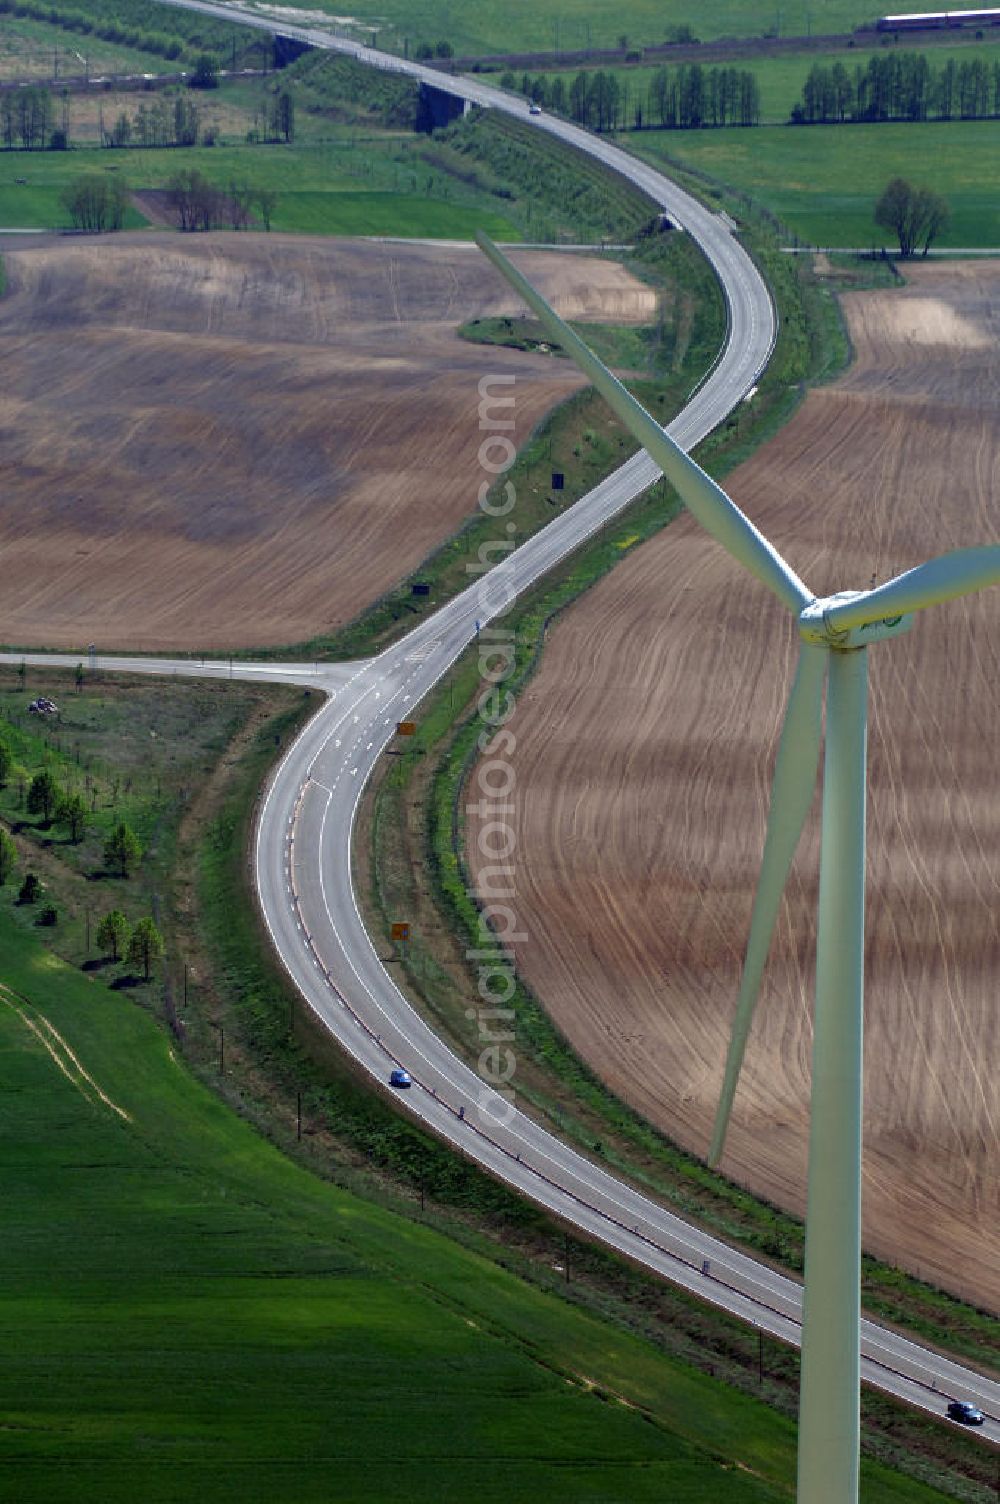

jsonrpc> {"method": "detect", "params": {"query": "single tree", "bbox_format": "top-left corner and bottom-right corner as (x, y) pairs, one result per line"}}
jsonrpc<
(60, 173), (129, 233)
(96, 907), (130, 962)
(128, 916), (163, 982)
(55, 790), (88, 843)
(275, 89), (294, 143)
(18, 872), (41, 905)
(255, 188), (277, 231)
(27, 769), (62, 824)
(875, 177), (949, 257)
(228, 180), (252, 230)
(913, 185), (950, 254)
(0, 828), (17, 885)
(190, 54), (219, 89)
(104, 821), (141, 878)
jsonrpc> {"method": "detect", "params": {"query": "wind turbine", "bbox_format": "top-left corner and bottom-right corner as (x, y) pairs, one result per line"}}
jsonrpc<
(475, 232), (1000, 1502)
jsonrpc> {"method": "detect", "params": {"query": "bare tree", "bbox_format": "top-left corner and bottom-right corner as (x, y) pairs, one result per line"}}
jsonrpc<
(167, 169), (225, 232)
(60, 174), (129, 232)
(255, 188), (277, 231)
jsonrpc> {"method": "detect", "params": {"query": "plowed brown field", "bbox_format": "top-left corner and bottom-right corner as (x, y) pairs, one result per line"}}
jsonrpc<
(0, 233), (656, 651)
(468, 261), (1000, 1308)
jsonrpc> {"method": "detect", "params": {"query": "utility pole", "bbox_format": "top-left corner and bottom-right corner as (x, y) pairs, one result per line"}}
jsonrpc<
(296, 1091), (302, 1141)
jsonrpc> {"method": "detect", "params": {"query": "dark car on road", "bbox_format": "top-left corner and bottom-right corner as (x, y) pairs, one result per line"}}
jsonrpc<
(389, 1068), (411, 1089)
(946, 1400), (984, 1426)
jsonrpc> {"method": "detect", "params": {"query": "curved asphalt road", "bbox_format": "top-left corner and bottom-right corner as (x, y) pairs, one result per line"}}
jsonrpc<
(21, 2), (998, 1438)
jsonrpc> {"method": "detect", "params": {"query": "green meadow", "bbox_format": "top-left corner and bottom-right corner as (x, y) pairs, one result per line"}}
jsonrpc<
(0, 142), (519, 238)
(0, 910), (955, 1503)
(342, 0), (900, 55)
(629, 120), (1000, 247)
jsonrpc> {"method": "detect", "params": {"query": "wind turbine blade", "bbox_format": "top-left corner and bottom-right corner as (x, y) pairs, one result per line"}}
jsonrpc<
(708, 643), (827, 1167)
(476, 234), (811, 617)
(824, 545), (1000, 632)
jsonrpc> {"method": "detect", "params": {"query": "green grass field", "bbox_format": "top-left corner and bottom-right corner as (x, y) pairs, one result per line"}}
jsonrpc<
(267, 187), (516, 237)
(629, 120), (1000, 247)
(0, 906), (957, 1503)
(339, 0), (903, 55)
(0, 141), (519, 237)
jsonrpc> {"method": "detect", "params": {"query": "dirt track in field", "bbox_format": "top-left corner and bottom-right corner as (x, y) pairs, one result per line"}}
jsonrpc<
(469, 261), (1000, 1308)
(0, 233), (655, 651)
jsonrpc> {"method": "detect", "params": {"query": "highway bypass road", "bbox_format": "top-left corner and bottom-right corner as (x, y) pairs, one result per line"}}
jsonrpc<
(5, 2), (997, 1443)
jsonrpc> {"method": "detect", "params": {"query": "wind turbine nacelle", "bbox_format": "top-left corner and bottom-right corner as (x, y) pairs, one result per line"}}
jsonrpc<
(799, 593), (913, 650)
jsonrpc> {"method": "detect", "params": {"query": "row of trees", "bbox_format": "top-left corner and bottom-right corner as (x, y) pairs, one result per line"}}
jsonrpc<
(103, 93), (202, 148)
(166, 168), (277, 230)
(104, 89), (292, 149)
(508, 64), (760, 131)
(792, 53), (1000, 124)
(645, 64), (760, 129)
(246, 90), (295, 145)
(1, 83), (293, 152)
(60, 173), (130, 230)
(59, 168), (279, 232)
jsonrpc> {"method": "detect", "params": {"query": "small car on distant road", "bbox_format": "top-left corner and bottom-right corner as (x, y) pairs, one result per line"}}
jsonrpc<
(389, 1068), (411, 1089)
(529, 101), (542, 114)
(946, 1400), (984, 1426)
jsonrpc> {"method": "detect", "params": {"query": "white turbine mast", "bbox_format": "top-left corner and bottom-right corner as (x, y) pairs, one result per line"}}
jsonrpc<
(476, 232), (1000, 1504)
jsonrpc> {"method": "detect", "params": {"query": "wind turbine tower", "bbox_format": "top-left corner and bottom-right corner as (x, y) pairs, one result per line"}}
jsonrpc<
(476, 232), (1000, 1503)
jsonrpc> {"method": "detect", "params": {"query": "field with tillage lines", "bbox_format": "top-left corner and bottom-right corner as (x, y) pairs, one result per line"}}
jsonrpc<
(469, 260), (1000, 1309)
(0, 234), (655, 651)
